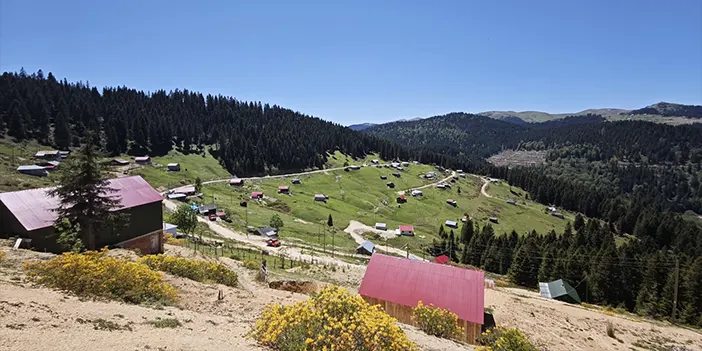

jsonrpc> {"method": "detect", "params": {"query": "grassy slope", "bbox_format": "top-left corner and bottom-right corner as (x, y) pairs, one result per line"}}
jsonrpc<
(0, 138), (57, 191)
(143, 151), (575, 256)
(127, 149), (233, 190)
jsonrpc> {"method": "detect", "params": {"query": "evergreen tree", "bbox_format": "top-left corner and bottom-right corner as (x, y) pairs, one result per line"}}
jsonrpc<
(438, 224), (447, 239)
(538, 247), (555, 283)
(53, 110), (72, 149)
(460, 218), (473, 245)
(48, 132), (125, 250)
(509, 239), (539, 287)
(680, 256), (702, 325)
(574, 213), (585, 231)
(327, 214), (334, 227)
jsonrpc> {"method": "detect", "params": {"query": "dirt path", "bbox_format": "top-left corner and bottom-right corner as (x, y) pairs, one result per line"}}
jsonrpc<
(201, 164), (388, 186)
(164, 199), (360, 268)
(480, 177), (493, 198)
(343, 220), (425, 261)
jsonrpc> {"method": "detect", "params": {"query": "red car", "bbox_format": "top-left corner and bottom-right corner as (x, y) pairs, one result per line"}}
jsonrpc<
(266, 239), (281, 247)
(208, 213), (217, 221)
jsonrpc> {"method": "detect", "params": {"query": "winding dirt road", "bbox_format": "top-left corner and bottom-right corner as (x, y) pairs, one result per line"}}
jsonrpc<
(343, 220), (425, 261)
(480, 176), (493, 198)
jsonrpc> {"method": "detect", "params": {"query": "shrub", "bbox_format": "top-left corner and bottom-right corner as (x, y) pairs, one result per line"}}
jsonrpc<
(477, 327), (538, 351)
(606, 322), (615, 338)
(250, 285), (417, 351)
(412, 301), (461, 339)
(24, 249), (177, 304)
(243, 259), (259, 270)
(137, 254), (237, 287)
(146, 318), (182, 328)
(164, 234), (185, 246)
(0, 249), (5, 262)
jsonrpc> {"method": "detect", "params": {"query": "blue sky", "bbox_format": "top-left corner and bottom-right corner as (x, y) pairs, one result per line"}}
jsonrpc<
(1, 0), (701, 125)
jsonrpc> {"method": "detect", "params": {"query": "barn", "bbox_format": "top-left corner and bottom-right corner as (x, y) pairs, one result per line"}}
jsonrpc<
(356, 240), (375, 255)
(399, 225), (414, 236)
(135, 156), (151, 164)
(167, 163), (181, 171)
(359, 254), (484, 343)
(0, 176), (164, 254)
(230, 178), (244, 186)
(278, 186), (290, 194)
(251, 192), (264, 199)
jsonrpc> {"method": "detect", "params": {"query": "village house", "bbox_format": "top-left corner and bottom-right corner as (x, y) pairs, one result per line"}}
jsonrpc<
(391, 162), (400, 168)
(167, 163), (181, 171)
(0, 175), (164, 254)
(371, 159), (379, 164)
(437, 184), (447, 189)
(447, 199), (457, 207)
(539, 279), (581, 304)
(399, 225), (414, 236)
(17, 165), (48, 177)
(489, 217), (499, 223)
(198, 203), (217, 215)
(506, 199), (516, 205)
(433, 254), (450, 264)
(411, 189), (423, 197)
(135, 156), (151, 164)
(172, 185), (197, 196)
(386, 182), (395, 188)
(551, 212), (565, 219)
(445, 220), (458, 228)
(401, 161), (409, 167)
(257, 226), (278, 239)
(162, 222), (178, 237)
(36, 161), (60, 171)
(278, 186), (290, 194)
(396, 167), (404, 171)
(230, 178), (244, 186)
(110, 158), (130, 166)
(375, 222), (387, 231)
(356, 240), (375, 256)
(380, 175), (387, 180)
(251, 192), (264, 199)
(314, 194), (327, 202)
(459, 173), (467, 178)
(396, 195), (407, 204)
(392, 172), (401, 178)
(359, 254), (484, 343)
(166, 193), (187, 201)
(348, 165), (361, 170)
(291, 178), (301, 184)
(34, 150), (61, 161)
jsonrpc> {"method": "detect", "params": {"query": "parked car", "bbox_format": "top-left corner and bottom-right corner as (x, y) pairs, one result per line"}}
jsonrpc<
(266, 239), (281, 247)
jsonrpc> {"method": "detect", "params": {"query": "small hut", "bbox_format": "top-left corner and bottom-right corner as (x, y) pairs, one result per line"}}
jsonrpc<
(399, 225), (414, 236)
(396, 195), (407, 204)
(135, 156), (151, 164)
(230, 178), (244, 186)
(251, 192), (264, 199)
(445, 220), (458, 228)
(314, 194), (327, 202)
(356, 240), (375, 255)
(446, 199), (457, 207)
(167, 163), (181, 171)
(278, 186), (290, 194)
(292, 178), (301, 184)
(375, 222), (387, 230)
(488, 217), (498, 224)
(539, 279), (581, 304)
(386, 182), (395, 188)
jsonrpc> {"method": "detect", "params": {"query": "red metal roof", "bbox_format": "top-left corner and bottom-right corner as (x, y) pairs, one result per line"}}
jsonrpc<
(433, 255), (450, 264)
(359, 254), (484, 325)
(278, 186), (289, 190)
(0, 176), (162, 232)
(251, 192), (263, 197)
(399, 195), (407, 200)
(399, 225), (414, 232)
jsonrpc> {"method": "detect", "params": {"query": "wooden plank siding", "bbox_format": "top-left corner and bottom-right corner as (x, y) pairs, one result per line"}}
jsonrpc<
(361, 296), (481, 344)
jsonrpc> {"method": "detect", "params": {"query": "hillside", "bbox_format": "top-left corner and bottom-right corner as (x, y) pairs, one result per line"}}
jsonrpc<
(631, 102), (702, 118)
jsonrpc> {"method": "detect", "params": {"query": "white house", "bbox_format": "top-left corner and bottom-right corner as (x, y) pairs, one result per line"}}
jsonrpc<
(163, 222), (178, 236)
(445, 220), (458, 228)
(375, 222), (387, 230)
(167, 163), (181, 171)
(411, 189), (423, 197)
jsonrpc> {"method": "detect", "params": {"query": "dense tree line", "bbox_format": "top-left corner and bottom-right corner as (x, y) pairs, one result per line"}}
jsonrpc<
(428, 216), (702, 326)
(0, 69), (483, 176)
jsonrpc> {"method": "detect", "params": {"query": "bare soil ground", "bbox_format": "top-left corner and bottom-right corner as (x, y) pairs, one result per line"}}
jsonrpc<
(0, 245), (471, 351)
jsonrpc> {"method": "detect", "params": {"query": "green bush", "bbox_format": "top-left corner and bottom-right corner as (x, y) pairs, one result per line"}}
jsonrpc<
(411, 301), (461, 339)
(477, 327), (538, 351)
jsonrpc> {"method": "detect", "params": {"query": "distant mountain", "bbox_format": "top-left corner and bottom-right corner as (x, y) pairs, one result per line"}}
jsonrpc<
(478, 108), (630, 123)
(348, 123), (376, 131)
(630, 102), (702, 118)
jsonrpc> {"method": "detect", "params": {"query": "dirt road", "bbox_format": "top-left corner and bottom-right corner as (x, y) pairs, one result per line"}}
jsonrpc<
(398, 171), (457, 195)
(164, 199), (360, 268)
(201, 164), (388, 186)
(343, 220), (425, 261)
(480, 177), (493, 198)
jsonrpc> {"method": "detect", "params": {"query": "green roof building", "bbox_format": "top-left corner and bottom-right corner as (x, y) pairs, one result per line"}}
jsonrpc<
(539, 279), (581, 304)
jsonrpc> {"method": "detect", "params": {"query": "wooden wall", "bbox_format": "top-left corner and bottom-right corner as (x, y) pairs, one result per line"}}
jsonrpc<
(362, 295), (482, 344)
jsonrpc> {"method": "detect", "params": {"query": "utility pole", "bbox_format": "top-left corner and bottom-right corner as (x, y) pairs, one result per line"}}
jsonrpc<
(672, 255), (680, 324)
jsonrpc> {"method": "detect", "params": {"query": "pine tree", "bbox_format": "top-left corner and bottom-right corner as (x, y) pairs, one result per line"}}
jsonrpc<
(574, 213), (585, 231)
(53, 110), (72, 149)
(438, 225), (447, 239)
(509, 239), (539, 287)
(460, 218), (473, 245)
(680, 256), (702, 325)
(8, 102), (27, 139)
(327, 214), (333, 227)
(538, 247), (555, 283)
(48, 132), (125, 251)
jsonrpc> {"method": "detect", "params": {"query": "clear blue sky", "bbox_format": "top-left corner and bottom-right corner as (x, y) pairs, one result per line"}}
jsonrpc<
(1, 0), (701, 125)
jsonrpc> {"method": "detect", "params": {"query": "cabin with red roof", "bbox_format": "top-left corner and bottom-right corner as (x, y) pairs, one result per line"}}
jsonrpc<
(433, 254), (450, 264)
(278, 186), (289, 194)
(396, 195), (407, 204)
(251, 192), (264, 199)
(0, 176), (164, 254)
(359, 254), (484, 343)
(399, 225), (414, 236)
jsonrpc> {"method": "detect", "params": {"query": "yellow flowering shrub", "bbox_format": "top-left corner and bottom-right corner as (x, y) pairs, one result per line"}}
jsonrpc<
(24, 248), (177, 304)
(243, 259), (259, 270)
(250, 285), (417, 351)
(412, 301), (461, 339)
(137, 254), (237, 287)
(164, 234), (185, 246)
(477, 327), (538, 351)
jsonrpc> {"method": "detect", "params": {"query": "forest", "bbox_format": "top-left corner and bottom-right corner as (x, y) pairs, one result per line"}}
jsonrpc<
(0, 69), (480, 176)
(428, 216), (702, 326)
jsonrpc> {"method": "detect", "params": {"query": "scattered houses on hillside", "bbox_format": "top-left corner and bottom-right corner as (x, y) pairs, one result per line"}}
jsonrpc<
(230, 178), (244, 186)
(446, 199), (457, 207)
(172, 185), (197, 196)
(135, 156), (151, 164)
(359, 254), (485, 343)
(167, 163), (181, 171)
(399, 225), (414, 236)
(539, 279), (581, 304)
(380, 175), (387, 180)
(278, 186), (290, 194)
(0, 175), (164, 254)
(314, 194), (328, 202)
(17, 165), (48, 177)
(375, 222), (387, 231)
(401, 161), (409, 167)
(356, 240), (375, 255)
(251, 192), (264, 199)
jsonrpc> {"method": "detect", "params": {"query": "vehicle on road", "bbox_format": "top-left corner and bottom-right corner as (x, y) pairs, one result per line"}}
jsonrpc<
(266, 239), (281, 247)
